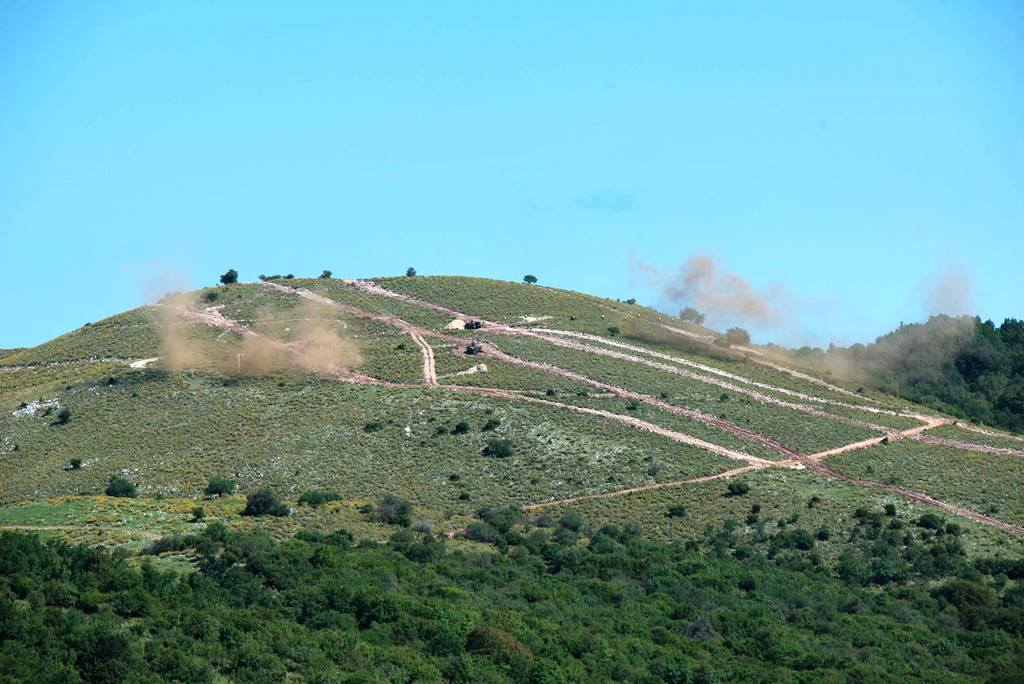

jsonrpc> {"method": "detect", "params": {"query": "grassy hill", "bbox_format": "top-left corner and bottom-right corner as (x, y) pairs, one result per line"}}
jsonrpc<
(3, 274), (1024, 680)
(2, 275), (1023, 553)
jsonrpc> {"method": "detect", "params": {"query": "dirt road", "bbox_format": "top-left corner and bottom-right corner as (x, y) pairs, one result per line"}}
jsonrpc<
(505, 329), (890, 432)
(260, 282), (438, 385)
(522, 465), (764, 510)
(212, 280), (1024, 535)
(809, 415), (950, 461)
(532, 328), (903, 416)
(910, 434), (1024, 457)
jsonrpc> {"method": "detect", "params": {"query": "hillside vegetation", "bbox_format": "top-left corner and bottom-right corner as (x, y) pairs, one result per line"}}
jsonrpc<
(793, 316), (1024, 433)
(2, 273), (1023, 681)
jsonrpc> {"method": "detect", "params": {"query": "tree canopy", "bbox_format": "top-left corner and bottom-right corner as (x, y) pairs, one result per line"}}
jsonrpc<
(1, 502), (1022, 682)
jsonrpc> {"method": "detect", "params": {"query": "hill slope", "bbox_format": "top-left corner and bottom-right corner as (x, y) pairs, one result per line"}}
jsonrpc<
(2, 275), (1023, 550)
(3, 274), (1024, 681)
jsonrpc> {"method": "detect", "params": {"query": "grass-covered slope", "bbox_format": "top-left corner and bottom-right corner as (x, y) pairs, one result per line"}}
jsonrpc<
(3, 273), (1024, 682)
(1, 274), (1022, 557)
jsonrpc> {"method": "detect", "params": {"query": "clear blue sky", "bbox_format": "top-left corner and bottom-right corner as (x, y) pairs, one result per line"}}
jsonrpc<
(3, 1), (1022, 349)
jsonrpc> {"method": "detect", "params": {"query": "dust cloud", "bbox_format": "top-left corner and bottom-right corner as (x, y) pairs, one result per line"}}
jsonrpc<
(921, 267), (974, 317)
(153, 289), (361, 376)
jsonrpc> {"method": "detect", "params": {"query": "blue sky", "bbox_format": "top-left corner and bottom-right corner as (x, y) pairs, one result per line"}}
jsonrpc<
(3, 1), (1022, 348)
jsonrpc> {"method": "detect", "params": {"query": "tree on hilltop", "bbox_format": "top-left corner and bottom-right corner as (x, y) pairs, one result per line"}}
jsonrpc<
(523, 274), (538, 284)
(219, 269), (238, 285)
(680, 307), (706, 325)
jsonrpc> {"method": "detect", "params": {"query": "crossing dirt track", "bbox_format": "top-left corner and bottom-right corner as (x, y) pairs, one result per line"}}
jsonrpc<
(156, 279), (1024, 536)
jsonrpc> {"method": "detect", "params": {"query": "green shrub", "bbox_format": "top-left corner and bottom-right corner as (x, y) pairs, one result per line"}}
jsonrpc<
(483, 439), (514, 458)
(298, 490), (342, 507)
(375, 494), (413, 527)
(69, 459), (82, 470)
(725, 481), (750, 497)
(242, 489), (289, 517)
(666, 505), (687, 518)
(145, 534), (191, 555)
(204, 477), (236, 498)
(105, 477), (137, 498)
(559, 512), (584, 532)
(451, 421), (470, 435)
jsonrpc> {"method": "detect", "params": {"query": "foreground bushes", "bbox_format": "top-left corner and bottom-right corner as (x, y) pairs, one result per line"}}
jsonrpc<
(0, 506), (1022, 682)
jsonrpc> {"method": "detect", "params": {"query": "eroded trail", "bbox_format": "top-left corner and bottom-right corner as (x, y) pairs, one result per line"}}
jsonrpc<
(506, 329), (890, 433)
(170, 303), (391, 386)
(522, 465), (763, 510)
(446, 385), (775, 466)
(809, 415), (950, 462)
(532, 328), (903, 416)
(260, 282), (438, 386)
(339, 279), (895, 427)
(660, 323), (879, 403)
(233, 280), (1024, 536)
(806, 458), (1024, 535)
(951, 422), (1024, 444)
(910, 434), (1024, 457)
(480, 343), (803, 460)
(341, 278), (481, 321)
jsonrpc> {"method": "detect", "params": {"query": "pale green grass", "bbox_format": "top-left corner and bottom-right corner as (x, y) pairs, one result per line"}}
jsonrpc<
(829, 440), (1024, 526)
(0, 372), (734, 511)
(536, 466), (1024, 561)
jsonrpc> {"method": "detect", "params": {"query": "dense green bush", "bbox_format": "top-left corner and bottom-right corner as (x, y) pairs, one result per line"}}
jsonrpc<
(204, 477), (235, 497)
(104, 477), (137, 498)
(374, 494), (413, 527)
(483, 439), (513, 458)
(242, 489), (289, 517)
(298, 490), (342, 507)
(725, 481), (751, 497)
(1, 504), (1022, 682)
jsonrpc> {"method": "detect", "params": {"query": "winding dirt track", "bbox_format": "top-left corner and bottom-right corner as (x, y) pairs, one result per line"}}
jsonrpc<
(808, 415), (950, 462)
(522, 465), (763, 511)
(259, 282), (438, 385)
(212, 280), (1024, 535)
(335, 279), (894, 428)
(186, 292), (770, 466)
(910, 434), (1024, 457)
(506, 329), (891, 432)
(480, 343), (802, 460)
(803, 458), (1024, 535)
(531, 328), (897, 415)
(953, 422), (1024, 444)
